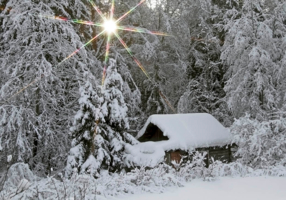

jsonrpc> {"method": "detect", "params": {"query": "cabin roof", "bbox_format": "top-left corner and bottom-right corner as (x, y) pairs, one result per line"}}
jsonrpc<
(137, 113), (232, 150)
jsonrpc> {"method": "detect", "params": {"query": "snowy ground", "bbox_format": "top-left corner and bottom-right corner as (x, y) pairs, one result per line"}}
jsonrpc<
(112, 177), (286, 200)
(3, 163), (286, 200)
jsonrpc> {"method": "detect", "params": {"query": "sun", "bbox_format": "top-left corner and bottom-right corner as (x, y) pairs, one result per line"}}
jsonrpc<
(103, 19), (117, 34)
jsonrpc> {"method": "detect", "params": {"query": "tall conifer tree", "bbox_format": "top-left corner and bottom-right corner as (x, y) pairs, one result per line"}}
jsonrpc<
(66, 59), (137, 177)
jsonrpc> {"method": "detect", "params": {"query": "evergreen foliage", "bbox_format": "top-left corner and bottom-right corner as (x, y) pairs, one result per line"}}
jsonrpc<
(221, 0), (286, 119)
(0, 0), (98, 175)
(231, 114), (286, 168)
(66, 59), (137, 178)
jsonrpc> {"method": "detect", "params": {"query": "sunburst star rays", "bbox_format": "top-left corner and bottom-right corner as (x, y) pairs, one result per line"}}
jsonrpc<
(5, 0), (171, 102)
(34, 14), (102, 27)
(36, 0), (170, 84)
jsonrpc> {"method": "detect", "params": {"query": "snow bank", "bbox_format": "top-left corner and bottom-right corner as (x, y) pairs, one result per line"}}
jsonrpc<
(124, 142), (166, 167)
(118, 177), (286, 200)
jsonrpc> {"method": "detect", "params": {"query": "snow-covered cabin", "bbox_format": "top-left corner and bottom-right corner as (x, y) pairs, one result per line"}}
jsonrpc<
(125, 113), (232, 167)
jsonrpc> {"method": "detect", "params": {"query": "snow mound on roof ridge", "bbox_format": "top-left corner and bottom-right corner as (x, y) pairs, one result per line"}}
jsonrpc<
(137, 113), (231, 150)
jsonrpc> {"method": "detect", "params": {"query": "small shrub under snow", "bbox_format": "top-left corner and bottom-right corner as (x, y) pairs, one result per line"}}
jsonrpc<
(2, 152), (286, 200)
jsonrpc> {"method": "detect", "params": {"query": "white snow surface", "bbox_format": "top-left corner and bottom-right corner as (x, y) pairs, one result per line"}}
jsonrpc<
(2, 162), (286, 200)
(115, 177), (286, 200)
(125, 142), (166, 167)
(137, 113), (231, 150)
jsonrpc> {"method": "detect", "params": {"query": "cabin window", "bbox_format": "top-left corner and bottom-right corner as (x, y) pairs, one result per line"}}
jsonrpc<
(170, 151), (182, 164)
(165, 151), (182, 165)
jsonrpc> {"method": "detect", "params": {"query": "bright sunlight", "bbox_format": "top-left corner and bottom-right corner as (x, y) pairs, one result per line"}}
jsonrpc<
(103, 19), (117, 34)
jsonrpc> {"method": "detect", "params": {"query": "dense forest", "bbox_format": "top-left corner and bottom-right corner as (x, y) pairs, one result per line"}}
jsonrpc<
(0, 0), (286, 187)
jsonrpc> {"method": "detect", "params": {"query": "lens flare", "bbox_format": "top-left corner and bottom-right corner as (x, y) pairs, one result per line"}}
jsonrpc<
(117, 26), (170, 36)
(88, 0), (107, 21)
(102, 34), (112, 85)
(103, 19), (117, 34)
(114, 32), (150, 79)
(35, 14), (102, 27)
(116, 0), (146, 23)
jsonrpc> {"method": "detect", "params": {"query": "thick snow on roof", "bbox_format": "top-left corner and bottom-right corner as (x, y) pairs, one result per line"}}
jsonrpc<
(137, 113), (231, 151)
(124, 113), (232, 167)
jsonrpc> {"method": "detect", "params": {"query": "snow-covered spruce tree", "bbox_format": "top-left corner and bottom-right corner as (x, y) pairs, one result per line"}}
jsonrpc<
(101, 58), (130, 130)
(66, 78), (104, 178)
(114, 0), (185, 115)
(142, 65), (170, 115)
(221, 0), (286, 119)
(147, 1), (187, 109)
(112, 52), (143, 130)
(177, 0), (232, 126)
(0, 0), (99, 175)
(66, 59), (138, 178)
(100, 58), (138, 171)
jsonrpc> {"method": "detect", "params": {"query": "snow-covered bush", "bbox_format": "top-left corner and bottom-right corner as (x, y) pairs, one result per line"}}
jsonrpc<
(258, 164), (286, 177)
(178, 151), (207, 181)
(2, 159), (286, 200)
(1, 163), (183, 199)
(177, 151), (246, 181)
(231, 114), (286, 168)
(209, 161), (253, 177)
(2, 163), (36, 190)
(128, 164), (183, 188)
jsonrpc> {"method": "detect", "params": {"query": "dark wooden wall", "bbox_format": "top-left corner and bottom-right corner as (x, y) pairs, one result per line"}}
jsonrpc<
(165, 146), (232, 167)
(209, 146), (231, 163)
